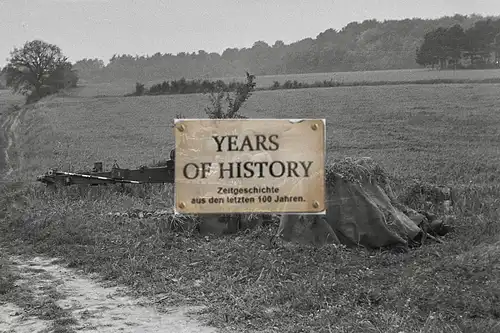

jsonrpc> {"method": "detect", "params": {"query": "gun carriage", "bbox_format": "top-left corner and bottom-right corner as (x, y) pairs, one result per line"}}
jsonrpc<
(36, 149), (176, 187)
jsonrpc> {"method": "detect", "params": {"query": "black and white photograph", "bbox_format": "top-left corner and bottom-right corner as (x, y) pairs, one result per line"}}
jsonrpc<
(0, 1), (499, 332)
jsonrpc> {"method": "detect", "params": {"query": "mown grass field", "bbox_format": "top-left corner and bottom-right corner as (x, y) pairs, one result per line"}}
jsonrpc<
(73, 68), (500, 97)
(1, 81), (500, 332)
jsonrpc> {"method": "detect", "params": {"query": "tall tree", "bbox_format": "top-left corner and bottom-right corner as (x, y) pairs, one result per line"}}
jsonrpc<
(464, 19), (498, 64)
(443, 24), (466, 66)
(415, 46), (433, 67)
(5, 40), (73, 97)
(73, 58), (105, 81)
(0, 66), (6, 89)
(416, 30), (440, 67)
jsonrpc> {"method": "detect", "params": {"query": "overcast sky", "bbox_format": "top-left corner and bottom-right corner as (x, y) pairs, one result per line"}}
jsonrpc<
(1, 0), (500, 66)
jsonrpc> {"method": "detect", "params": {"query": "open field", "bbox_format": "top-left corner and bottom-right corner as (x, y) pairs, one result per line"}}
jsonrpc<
(1, 82), (500, 332)
(73, 68), (500, 97)
(17, 84), (500, 186)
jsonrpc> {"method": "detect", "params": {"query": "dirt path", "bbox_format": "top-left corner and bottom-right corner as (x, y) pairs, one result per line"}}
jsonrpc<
(0, 256), (217, 333)
(0, 101), (221, 333)
(0, 112), (10, 177)
(0, 103), (23, 178)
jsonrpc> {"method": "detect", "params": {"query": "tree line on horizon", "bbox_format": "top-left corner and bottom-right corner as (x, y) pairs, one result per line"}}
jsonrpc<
(71, 14), (499, 83)
(416, 18), (500, 69)
(2, 13), (500, 102)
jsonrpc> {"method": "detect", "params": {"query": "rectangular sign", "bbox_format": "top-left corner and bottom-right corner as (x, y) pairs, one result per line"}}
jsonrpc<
(174, 119), (325, 214)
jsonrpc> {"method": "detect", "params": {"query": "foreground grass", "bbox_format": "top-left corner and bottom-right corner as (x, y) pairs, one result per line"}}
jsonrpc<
(1, 182), (499, 333)
(1, 83), (500, 332)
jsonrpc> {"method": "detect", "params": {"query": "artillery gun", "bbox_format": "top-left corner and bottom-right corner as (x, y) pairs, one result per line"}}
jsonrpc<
(35, 147), (277, 235)
(36, 149), (176, 187)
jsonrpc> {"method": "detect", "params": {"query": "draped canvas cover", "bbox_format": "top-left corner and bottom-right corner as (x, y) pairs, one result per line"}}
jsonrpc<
(197, 157), (426, 249)
(276, 158), (422, 248)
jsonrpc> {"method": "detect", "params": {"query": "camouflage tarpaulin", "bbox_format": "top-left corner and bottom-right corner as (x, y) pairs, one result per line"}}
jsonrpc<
(276, 157), (422, 248)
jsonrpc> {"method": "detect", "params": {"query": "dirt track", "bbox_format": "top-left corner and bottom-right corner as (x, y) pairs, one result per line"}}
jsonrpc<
(0, 107), (9, 177)
(0, 256), (217, 333)
(0, 99), (221, 333)
(0, 106), (21, 178)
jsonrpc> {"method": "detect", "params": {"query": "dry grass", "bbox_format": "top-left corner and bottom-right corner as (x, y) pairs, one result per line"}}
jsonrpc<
(1, 82), (500, 332)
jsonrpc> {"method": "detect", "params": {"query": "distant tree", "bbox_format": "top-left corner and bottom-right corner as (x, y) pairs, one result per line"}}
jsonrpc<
(197, 50), (208, 61)
(221, 48), (239, 62)
(44, 61), (78, 89)
(73, 58), (104, 72)
(416, 18), (500, 69)
(73, 58), (104, 81)
(4, 40), (76, 99)
(415, 45), (434, 67)
(431, 27), (450, 67)
(272, 40), (285, 48)
(0, 67), (5, 90)
(464, 19), (499, 64)
(135, 82), (145, 95)
(416, 26), (465, 68)
(494, 32), (500, 65)
(252, 41), (270, 49)
(444, 24), (466, 63)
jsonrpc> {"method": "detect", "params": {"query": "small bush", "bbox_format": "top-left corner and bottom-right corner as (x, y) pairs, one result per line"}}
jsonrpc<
(135, 82), (145, 96)
(128, 77), (250, 97)
(203, 72), (256, 119)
